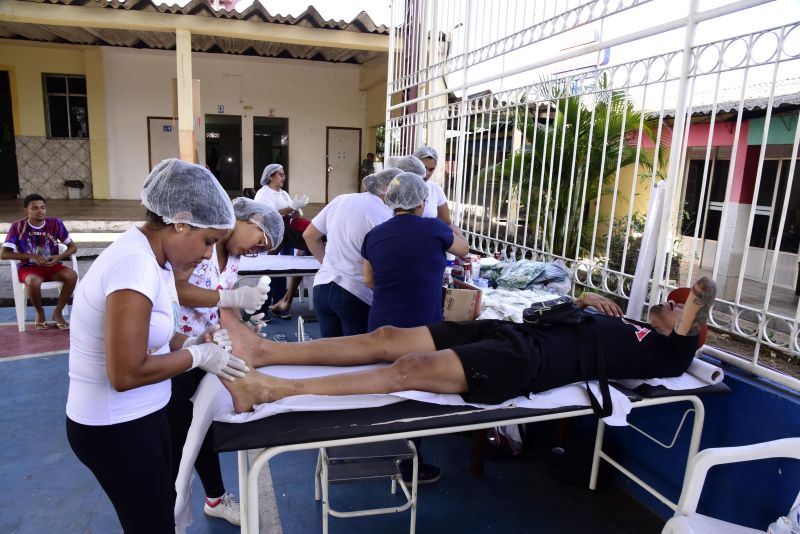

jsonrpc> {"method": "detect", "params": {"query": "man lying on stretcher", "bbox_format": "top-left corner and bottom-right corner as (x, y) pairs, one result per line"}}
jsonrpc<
(218, 277), (716, 413)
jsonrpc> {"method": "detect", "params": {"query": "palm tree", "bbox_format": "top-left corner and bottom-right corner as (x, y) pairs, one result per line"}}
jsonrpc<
(478, 76), (666, 261)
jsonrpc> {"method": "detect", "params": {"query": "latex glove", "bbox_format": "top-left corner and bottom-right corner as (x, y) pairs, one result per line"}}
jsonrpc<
(248, 313), (268, 337)
(186, 343), (249, 381)
(218, 285), (270, 312)
(290, 194), (310, 210)
(181, 324), (229, 349)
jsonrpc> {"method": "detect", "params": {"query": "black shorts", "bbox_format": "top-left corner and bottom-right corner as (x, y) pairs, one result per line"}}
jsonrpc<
(427, 320), (541, 405)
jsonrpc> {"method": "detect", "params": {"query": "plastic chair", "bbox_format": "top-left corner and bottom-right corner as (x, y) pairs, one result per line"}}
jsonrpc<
(662, 437), (800, 533)
(9, 243), (79, 332)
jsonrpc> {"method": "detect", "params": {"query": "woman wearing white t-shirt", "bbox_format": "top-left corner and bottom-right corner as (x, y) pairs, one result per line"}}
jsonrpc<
(302, 168), (401, 337)
(168, 197), (282, 526)
(412, 145), (452, 225)
(253, 163), (310, 318)
(65, 159), (248, 533)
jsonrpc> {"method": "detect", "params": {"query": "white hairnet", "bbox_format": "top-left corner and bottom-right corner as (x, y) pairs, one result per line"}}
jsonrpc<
(232, 197), (284, 251)
(386, 155), (426, 176)
(260, 163), (284, 186)
(412, 146), (440, 161)
(362, 168), (403, 196)
(384, 172), (428, 210)
(141, 158), (234, 229)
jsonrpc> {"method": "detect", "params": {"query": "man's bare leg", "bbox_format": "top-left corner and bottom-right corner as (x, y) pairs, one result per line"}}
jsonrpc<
(219, 307), (437, 368)
(222, 349), (468, 413)
(674, 276), (717, 336)
(51, 268), (78, 325)
(23, 274), (46, 325)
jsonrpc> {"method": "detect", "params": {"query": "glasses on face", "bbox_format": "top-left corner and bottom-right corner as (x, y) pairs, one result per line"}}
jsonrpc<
(242, 230), (271, 257)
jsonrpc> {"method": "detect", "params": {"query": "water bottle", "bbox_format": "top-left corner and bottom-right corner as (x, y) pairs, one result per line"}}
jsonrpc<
(768, 516), (792, 534)
(244, 276), (271, 314)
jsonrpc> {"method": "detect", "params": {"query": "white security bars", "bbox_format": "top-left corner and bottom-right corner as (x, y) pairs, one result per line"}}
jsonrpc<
(386, 0), (800, 390)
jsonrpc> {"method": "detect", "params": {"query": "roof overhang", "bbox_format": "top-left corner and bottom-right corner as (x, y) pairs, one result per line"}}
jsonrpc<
(0, 0), (390, 64)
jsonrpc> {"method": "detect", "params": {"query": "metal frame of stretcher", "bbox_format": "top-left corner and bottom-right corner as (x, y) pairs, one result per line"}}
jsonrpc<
(238, 255), (320, 311)
(212, 383), (728, 533)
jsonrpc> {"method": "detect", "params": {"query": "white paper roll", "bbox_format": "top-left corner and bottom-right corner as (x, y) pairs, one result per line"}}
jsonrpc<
(686, 358), (724, 385)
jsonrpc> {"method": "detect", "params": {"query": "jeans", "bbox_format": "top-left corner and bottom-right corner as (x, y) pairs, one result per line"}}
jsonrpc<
(313, 282), (370, 338)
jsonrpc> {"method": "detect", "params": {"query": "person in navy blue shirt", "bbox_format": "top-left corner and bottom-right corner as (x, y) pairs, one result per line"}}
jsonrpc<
(360, 171), (469, 485)
(361, 172), (469, 332)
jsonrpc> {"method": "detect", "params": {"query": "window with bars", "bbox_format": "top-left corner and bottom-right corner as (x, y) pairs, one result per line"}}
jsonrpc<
(42, 74), (89, 139)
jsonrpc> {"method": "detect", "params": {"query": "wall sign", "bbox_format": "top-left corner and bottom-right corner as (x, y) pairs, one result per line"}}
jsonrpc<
(218, 105), (225, 113)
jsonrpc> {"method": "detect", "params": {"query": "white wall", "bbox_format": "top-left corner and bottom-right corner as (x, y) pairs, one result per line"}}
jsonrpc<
(102, 47), (366, 201)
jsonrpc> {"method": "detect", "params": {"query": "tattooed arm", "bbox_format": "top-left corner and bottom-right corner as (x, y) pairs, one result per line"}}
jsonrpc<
(674, 277), (717, 337)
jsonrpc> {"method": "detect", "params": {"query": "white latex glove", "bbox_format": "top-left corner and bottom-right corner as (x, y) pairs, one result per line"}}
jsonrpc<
(181, 324), (228, 349)
(186, 343), (249, 381)
(290, 194), (310, 210)
(218, 285), (270, 312)
(248, 313), (268, 337)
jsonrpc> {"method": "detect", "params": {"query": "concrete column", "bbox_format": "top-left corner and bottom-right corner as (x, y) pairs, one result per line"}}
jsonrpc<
(715, 127), (754, 300)
(84, 48), (109, 198)
(241, 111), (254, 189)
(175, 28), (194, 163)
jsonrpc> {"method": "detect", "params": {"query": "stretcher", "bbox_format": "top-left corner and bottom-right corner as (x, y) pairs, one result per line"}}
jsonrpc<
(210, 378), (729, 533)
(237, 254), (321, 310)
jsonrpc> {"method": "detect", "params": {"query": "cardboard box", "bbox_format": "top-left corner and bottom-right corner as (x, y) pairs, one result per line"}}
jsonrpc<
(443, 280), (482, 321)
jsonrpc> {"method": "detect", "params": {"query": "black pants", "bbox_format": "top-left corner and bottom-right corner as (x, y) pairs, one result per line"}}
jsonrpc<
(166, 368), (226, 498)
(66, 408), (174, 533)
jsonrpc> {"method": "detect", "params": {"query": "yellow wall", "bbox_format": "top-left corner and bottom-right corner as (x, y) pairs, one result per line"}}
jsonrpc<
(596, 151), (658, 237)
(0, 39), (109, 197)
(360, 56), (388, 158)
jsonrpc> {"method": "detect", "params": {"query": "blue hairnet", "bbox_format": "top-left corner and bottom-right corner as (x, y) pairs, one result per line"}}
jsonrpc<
(142, 158), (234, 229)
(232, 197), (284, 251)
(386, 155), (426, 176)
(412, 146), (440, 161)
(384, 172), (428, 210)
(362, 168), (403, 196)
(260, 163), (284, 186)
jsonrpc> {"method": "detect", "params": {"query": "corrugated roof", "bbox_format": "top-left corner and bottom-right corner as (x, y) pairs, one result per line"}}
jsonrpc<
(663, 79), (800, 119)
(1, 0), (388, 64)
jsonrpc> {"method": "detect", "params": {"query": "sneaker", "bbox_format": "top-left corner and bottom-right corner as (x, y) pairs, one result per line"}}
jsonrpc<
(401, 462), (442, 486)
(204, 493), (241, 526)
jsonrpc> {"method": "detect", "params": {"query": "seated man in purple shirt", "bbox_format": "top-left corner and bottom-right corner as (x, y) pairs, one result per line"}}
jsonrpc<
(217, 277), (716, 414)
(1, 194), (78, 329)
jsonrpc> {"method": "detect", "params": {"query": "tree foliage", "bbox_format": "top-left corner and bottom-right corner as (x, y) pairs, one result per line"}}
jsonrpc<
(480, 77), (667, 260)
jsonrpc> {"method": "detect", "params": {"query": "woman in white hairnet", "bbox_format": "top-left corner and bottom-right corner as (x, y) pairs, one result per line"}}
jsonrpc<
(362, 172), (468, 331)
(413, 146), (452, 224)
(360, 172), (468, 485)
(167, 197), (283, 526)
(302, 168), (402, 338)
(253, 163), (311, 319)
(65, 159), (248, 533)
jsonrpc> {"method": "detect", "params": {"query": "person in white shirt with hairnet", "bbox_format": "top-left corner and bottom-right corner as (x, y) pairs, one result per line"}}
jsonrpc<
(65, 158), (248, 533)
(253, 163), (311, 319)
(168, 197), (283, 526)
(302, 168), (402, 338)
(413, 146), (452, 225)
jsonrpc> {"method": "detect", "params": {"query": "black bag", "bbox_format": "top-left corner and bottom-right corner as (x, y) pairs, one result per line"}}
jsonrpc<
(522, 295), (583, 325)
(522, 298), (613, 418)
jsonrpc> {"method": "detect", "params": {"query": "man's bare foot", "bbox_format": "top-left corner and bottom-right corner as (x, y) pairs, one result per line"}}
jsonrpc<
(221, 363), (293, 413)
(219, 307), (261, 366)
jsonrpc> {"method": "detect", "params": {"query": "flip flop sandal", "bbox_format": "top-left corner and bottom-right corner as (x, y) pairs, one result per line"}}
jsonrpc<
(55, 322), (70, 331)
(271, 308), (292, 320)
(34, 322), (51, 330)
